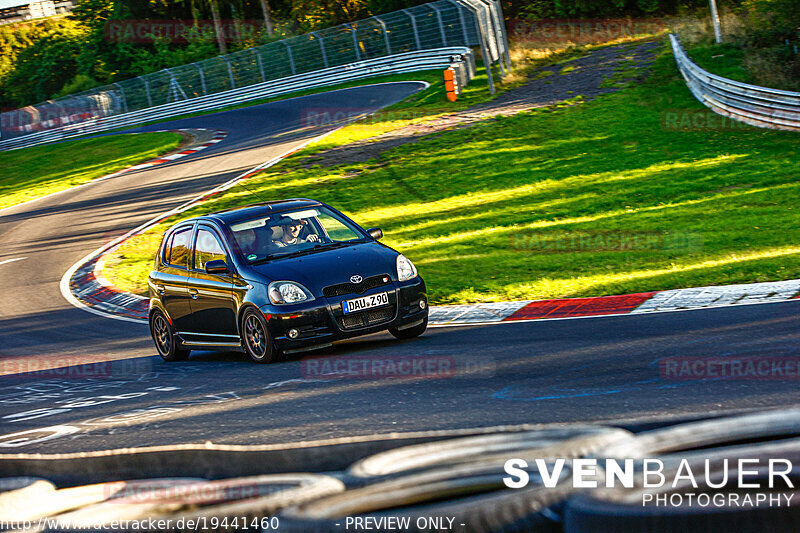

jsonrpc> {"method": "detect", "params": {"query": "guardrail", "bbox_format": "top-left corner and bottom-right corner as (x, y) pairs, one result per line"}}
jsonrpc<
(670, 34), (800, 132)
(0, 0), (509, 150)
(0, 48), (474, 151)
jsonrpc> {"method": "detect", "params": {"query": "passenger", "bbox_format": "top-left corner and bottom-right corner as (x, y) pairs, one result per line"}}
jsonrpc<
(273, 216), (319, 247)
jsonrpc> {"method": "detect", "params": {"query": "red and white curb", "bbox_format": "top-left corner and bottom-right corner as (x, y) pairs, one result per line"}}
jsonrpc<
(429, 280), (800, 326)
(0, 129), (228, 216)
(109, 128), (228, 174)
(70, 269), (800, 327)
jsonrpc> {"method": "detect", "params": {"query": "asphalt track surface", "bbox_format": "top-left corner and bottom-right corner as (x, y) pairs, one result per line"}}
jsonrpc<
(1, 82), (800, 453)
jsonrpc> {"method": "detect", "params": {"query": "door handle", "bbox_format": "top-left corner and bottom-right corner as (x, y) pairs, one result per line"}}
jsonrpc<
(188, 288), (199, 299)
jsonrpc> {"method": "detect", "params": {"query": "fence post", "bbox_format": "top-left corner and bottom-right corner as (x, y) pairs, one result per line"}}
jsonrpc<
(447, 0), (470, 46)
(113, 83), (127, 114)
(139, 76), (153, 107)
(222, 57), (236, 89)
(428, 4), (448, 47)
(253, 49), (266, 81)
(373, 16), (392, 55)
(402, 9), (422, 50)
(283, 41), (296, 75)
(195, 63), (208, 95)
(312, 32), (329, 68)
(346, 23), (361, 61)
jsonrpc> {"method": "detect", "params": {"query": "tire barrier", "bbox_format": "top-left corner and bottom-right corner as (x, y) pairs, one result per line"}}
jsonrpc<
(0, 477), (56, 519)
(563, 409), (800, 532)
(2, 478), (204, 522)
(348, 426), (632, 479)
(47, 474), (344, 532)
(281, 461), (577, 532)
(3, 412), (800, 531)
(0, 424), (550, 486)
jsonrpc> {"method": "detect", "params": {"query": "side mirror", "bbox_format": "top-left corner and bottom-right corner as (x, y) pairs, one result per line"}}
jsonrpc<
(367, 227), (383, 240)
(205, 259), (229, 274)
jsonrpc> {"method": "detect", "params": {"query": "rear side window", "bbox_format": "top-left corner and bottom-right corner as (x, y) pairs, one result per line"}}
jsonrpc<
(164, 227), (193, 268)
(194, 228), (227, 271)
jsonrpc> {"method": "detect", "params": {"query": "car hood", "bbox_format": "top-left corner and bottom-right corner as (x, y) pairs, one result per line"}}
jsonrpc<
(245, 242), (400, 295)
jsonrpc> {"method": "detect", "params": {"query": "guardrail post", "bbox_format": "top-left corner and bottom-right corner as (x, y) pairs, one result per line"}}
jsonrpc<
(312, 32), (329, 68)
(428, 4), (448, 47)
(455, 0), (495, 93)
(195, 63), (208, 95)
(139, 76), (153, 108)
(491, 0), (512, 71)
(253, 49), (266, 81)
(402, 9), (422, 50)
(283, 41), (296, 75)
(346, 23), (361, 61)
(709, 0), (722, 43)
(113, 82), (127, 114)
(373, 16), (392, 55)
(476, 0), (505, 76)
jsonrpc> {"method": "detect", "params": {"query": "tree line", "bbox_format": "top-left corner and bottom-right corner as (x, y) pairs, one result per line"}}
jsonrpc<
(0, 0), (797, 109)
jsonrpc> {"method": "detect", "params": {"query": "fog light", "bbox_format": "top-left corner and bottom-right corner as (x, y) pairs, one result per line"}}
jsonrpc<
(288, 328), (299, 339)
(419, 300), (427, 310)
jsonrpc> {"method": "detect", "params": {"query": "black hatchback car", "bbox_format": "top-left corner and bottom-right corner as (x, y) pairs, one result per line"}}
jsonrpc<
(148, 199), (428, 363)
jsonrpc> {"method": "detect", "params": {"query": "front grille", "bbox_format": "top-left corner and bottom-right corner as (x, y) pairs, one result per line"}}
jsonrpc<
(323, 274), (391, 298)
(339, 306), (395, 329)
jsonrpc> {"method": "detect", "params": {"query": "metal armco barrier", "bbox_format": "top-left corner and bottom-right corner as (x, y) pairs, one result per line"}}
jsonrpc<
(670, 34), (800, 132)
(0, 48), (474, 151)
(0, 0), (509, 150)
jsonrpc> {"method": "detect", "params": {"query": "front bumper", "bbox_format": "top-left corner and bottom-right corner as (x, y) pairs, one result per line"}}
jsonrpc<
(261, 277), (427, 352)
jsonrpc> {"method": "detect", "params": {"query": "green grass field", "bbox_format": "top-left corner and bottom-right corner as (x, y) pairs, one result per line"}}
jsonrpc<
(104, 40), (800, 304)
(0, 133), (183, 210)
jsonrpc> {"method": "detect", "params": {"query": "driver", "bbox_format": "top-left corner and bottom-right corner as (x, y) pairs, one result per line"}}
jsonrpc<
(273, 216), (319, 247)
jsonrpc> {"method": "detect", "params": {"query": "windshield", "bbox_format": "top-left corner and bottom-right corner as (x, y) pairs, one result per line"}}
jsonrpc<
(229, 206), (366, 263)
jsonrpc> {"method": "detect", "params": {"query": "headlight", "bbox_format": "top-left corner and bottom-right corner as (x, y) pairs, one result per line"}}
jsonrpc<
(396, 255), (418, 281)
(268, 281), (315, 305)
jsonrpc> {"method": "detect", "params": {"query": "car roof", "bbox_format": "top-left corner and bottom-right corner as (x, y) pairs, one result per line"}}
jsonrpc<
(182, 199), (325, 227)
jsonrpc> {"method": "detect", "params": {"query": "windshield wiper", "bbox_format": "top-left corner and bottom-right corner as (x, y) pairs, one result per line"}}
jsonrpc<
(248, 242), (355, 265)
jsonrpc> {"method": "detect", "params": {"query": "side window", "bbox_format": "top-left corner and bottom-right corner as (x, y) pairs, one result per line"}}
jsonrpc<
(194, 228), (227, 271)
(165, 227), (192, 269)
(317, 212), (360, 241)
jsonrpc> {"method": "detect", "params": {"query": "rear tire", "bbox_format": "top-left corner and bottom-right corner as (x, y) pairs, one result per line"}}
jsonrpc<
(150, 309), (190, 362)
(241, 308), (277, 363)
(389, 315), (428, 340)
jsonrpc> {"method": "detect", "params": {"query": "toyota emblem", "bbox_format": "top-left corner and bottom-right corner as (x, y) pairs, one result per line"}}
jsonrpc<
(350, 275), (363, 284)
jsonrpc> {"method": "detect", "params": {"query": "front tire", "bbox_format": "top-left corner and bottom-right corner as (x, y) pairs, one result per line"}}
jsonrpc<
(389, 315), (428, 340)
(150, 309), (190, 362)
(241, 308), (277, 363)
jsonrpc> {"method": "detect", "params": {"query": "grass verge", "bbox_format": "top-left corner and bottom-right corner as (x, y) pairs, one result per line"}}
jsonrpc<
(107, 39), (800, 305)
(0, 132), (184, 210)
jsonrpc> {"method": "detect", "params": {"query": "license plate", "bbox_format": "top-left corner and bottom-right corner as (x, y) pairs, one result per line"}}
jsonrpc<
(343, 292), (389, 314)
